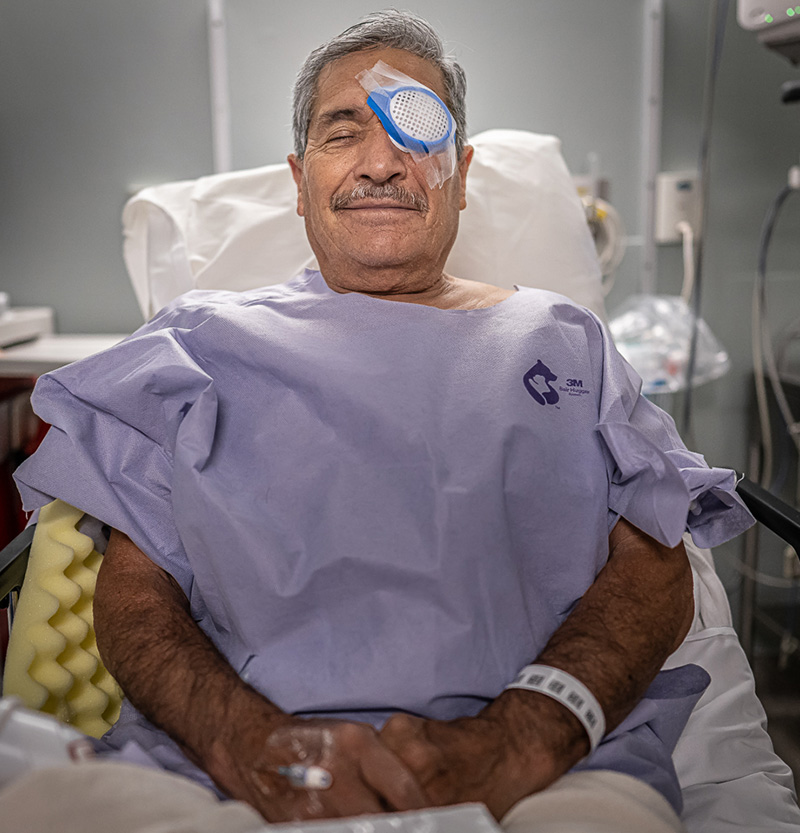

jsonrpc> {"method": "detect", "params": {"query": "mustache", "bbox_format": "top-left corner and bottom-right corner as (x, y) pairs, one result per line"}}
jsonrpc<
(331, 183), (429, 212)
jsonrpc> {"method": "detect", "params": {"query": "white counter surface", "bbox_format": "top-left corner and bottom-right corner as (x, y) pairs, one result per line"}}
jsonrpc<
(0, 334), (128, 377)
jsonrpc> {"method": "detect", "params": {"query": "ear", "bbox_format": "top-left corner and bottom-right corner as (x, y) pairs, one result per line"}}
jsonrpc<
(457, 145), (474, 211)
(287, 153), (305, 217)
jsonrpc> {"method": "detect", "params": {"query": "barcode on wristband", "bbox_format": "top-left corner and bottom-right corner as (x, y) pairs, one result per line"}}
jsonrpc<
(519, 672), (546, 687)
(567, 691), (585, 709)
(505, 664), (605, 752)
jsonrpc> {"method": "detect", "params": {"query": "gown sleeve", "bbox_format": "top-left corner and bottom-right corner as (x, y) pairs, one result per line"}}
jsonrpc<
(588, 309), (754, 549)
(13, 293), (222, 595)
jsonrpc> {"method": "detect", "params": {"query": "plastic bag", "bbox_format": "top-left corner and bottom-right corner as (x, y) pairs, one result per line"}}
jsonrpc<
(608, 295), (730, 395)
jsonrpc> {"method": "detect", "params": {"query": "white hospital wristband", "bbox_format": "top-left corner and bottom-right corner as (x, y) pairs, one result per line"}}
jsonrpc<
(505, 664), (606, 752)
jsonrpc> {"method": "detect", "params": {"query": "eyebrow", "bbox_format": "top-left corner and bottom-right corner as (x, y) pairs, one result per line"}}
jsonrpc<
(314, 106), (370, 130)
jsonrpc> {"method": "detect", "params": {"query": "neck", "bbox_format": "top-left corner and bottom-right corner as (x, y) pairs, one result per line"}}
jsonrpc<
(319, 261), (459, 306)
(317, 268), (517, 311)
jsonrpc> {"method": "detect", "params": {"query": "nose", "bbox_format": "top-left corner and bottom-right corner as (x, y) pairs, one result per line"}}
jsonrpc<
(355, 122), (408, 184)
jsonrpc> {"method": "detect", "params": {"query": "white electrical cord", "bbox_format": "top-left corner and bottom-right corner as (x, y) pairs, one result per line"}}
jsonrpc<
(676, 220), (695, 304)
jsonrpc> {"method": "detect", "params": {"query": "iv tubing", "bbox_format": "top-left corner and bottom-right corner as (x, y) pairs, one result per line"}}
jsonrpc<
(680, 0), (730, 436)
(752, 181), (800, 495)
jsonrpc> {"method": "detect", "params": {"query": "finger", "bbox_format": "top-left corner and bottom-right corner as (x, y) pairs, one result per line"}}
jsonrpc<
(380, 712), (425, 744)
(380, 714), (441, 781)
(358, 738), (429, 811)
(325, 781), (386, 819)
(255, 771), (385, 822)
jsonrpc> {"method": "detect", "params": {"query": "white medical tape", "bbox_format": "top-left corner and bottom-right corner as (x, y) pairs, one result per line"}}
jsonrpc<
(505, 664), (606, 752)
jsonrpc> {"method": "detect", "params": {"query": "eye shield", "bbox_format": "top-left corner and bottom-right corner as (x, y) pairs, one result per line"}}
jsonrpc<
(356, 60), (457, 189)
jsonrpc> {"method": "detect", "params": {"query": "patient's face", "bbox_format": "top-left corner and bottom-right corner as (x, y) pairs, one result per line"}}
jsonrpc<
(288, 48), (471, 294)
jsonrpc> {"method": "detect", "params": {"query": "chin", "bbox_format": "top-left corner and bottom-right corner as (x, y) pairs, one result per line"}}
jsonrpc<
(351, 251), (426, 271)
(343, 238), (426, 268)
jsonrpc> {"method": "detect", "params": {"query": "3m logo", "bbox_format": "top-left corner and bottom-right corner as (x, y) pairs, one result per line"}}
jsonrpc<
(523, 360), (559, 406)
(559, 376), (591, 397)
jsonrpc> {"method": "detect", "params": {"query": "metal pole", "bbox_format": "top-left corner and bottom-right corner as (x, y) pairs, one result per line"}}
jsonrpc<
(640, 0), (664, 295)
(740, 440), (762, 659)
(207, 0), (232, 173)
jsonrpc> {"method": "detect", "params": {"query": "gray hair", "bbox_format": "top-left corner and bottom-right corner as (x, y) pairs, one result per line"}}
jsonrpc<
(292, 9), (467, 160)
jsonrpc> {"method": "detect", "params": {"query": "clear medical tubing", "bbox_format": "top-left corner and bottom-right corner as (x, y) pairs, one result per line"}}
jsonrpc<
(681, 0), (730, 437)
(676, 221), (695, 304)
(752, 182), (800, 494)
(0, 697), (94, 788)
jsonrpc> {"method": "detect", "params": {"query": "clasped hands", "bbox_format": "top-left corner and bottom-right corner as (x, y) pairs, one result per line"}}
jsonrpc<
(207, 690), (587, 824)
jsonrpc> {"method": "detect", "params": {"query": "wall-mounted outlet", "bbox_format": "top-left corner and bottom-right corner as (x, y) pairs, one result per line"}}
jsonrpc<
(655, 171), (701, 244)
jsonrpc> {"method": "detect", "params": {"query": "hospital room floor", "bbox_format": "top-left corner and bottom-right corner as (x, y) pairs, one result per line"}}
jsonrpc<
(754, 652), (800, 790)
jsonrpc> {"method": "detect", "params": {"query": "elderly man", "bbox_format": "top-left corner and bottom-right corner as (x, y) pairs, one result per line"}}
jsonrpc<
(14, 10), (753, 833)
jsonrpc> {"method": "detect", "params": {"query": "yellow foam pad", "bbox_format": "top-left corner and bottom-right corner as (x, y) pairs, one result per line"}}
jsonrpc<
(3, 500), (122, 737)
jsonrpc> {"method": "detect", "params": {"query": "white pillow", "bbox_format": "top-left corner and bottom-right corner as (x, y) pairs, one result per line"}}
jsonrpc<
(122, 129), (605, 320)
(450, 129), (605, 316)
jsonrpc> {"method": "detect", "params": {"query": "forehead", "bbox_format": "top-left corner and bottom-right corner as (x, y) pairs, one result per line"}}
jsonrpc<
(311, 47), (447, 122)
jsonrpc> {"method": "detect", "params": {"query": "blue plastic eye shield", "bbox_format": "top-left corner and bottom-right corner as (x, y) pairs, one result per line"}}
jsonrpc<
(366, 86), (455, 156)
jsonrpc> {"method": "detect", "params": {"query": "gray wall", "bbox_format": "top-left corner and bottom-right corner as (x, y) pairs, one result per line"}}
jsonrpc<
(1, 0), (648, 334)
(226, 1), (645, 224)
(2, 2), (800, 614)
(657, 1), (800, 612)
(0, 0), (214, 334)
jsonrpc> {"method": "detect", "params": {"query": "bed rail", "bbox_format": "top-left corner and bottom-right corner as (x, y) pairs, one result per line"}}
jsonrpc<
(736, 475), (800, 558)
(0, 525), (34, 607)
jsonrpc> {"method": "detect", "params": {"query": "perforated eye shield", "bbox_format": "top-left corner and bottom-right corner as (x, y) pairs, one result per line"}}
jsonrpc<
(365, 85), (455, 156)
(356, 60), (457, 189)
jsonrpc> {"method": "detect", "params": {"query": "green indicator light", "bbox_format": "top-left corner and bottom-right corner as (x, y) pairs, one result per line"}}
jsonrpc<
(788, 8), (796, 16)
(766, 13), (774, 21)
(796, 6), (800, 13)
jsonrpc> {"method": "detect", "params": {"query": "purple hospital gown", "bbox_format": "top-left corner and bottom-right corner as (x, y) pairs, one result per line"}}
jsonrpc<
(15, 269), (753, 813)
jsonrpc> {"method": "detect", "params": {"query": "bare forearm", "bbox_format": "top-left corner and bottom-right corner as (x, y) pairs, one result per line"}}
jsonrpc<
(95, 531), (427, 821)
(482, 518), (694, 777)
(382, 520), (696, 819)
(533, 518), (693, 729)
(94, 530), (283, 766)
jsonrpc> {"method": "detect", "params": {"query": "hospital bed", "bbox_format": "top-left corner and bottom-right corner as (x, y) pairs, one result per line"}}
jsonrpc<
(1, 129), (799, 831)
